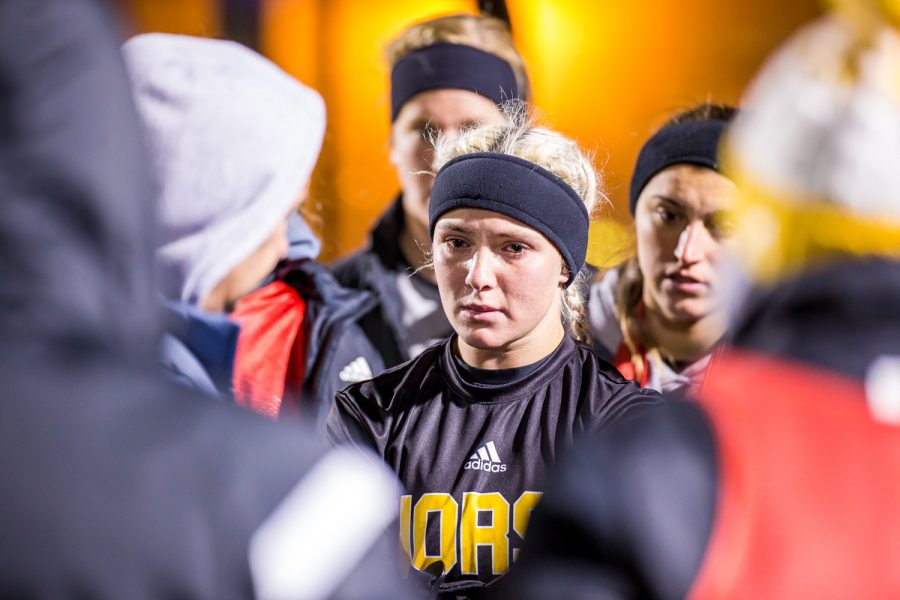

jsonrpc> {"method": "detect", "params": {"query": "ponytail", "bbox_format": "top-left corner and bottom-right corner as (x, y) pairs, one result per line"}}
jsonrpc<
(561, 269), (591, 343)
(614, 257), (650, 381)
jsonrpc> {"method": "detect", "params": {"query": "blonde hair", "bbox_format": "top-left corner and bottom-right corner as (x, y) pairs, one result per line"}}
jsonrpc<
(386, 14), (530, 99)
(432, 104), (605, 342)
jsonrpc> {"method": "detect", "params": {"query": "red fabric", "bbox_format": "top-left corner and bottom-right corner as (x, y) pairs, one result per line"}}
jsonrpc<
(231, 281), (306, 418)
(689, 350), (900, 599)
(612, 341), (650, 387)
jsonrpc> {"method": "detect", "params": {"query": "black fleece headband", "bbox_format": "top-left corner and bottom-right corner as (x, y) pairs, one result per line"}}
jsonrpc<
(629, 120), (727, 214)
(390, 43), (520, 122)
(428, 152), (589, 286)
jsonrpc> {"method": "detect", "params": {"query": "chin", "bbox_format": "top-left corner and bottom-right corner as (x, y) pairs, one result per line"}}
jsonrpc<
(457, 328), (510, 352)
(661, 299), (712, 325)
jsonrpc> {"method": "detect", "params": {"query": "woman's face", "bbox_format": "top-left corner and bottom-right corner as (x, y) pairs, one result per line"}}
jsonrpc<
(202, 185), (308, 313)
(391, 89), (505, 235)
(634, 164), (738, 325)
(433, 208), (568, 358)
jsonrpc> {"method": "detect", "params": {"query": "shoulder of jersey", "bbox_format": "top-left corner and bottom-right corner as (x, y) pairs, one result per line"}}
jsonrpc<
(575, 340), (635, 385)
(337, 343), (446, 408)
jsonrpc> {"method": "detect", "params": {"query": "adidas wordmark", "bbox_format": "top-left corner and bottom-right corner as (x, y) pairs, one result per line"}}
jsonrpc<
(463, 441), (507, 473)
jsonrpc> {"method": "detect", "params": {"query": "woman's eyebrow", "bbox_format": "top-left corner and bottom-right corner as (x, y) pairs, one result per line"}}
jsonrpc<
(494, 229), (542, 243)
(653, 195), (686, 210)
(437, 223), (473, 234)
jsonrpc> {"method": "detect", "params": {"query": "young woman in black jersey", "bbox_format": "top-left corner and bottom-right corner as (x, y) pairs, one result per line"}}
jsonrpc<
(327, 110), (660, 597)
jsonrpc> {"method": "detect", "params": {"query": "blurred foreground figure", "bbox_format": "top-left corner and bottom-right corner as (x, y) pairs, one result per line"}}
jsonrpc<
(0, 1), (406, 598)
(502, 4), (900, 599)
(123, 33), (326, 402)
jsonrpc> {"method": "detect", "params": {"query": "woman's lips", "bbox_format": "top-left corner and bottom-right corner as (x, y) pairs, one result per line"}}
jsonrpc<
(460, 304), (503, 321)
(663, 272), (708, 294)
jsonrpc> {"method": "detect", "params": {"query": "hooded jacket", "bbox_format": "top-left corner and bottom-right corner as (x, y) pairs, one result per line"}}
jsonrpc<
(0, 2), (406, 597)
(124, 33), (326, 307)
(233, 257), (385, 428)
(123, 33), (326, 396)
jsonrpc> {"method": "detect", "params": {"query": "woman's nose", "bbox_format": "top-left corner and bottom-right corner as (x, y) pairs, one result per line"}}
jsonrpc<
(674, 221), (711, 264)
(464, 248), (497, 290)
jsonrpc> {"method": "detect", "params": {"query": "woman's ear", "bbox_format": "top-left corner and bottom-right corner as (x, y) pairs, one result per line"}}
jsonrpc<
(559, 265), (570, 286)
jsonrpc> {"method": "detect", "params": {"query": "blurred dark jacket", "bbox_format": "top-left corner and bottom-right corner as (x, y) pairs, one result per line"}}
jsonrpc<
(161, 301), (240, 397)
(331, 196), (422, 368)
(0, 1), (409, 597)
(500, 259), (900, 599)
(233, 258), (385, 428)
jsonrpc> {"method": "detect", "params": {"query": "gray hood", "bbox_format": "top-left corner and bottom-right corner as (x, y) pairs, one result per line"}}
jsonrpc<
(123, 33), (326, 306)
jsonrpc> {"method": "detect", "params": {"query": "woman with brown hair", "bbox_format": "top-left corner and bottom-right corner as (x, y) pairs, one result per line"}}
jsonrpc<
(589, 103), (739, 394)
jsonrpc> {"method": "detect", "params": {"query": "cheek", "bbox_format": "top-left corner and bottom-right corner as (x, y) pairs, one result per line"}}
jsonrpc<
(636, 223), (677, 271)
(504, 259), (562, 308)
(433, 252), (466, 293)
(391, 134), (432, 172)
(635, 227), (658, 277)
(708, 238), (734, 267)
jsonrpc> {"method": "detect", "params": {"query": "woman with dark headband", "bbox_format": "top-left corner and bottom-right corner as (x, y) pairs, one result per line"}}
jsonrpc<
(589, 104), (739, 394)
(332, 14), (529, 372)
(327, 116), (660, 596)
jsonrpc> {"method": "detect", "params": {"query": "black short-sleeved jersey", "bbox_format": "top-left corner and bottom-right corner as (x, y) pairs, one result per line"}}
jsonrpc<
(327, 334), (661, 596)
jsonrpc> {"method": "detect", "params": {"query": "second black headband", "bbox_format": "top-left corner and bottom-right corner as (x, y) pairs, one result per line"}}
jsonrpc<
(429, 152), (589, 286)
(390, 43), (521, 121)
(629, 119), (727, 214)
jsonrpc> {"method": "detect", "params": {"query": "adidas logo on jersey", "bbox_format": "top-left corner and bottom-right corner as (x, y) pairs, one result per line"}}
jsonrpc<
(463, 441), (507, 473)
(339, 356), (373, 383)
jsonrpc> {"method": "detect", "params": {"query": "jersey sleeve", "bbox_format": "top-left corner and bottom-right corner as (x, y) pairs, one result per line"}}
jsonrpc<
(607, 381), (665, 426)
(325, 388), (375, 450)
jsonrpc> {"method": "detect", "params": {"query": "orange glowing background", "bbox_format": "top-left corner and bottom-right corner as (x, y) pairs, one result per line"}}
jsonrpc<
(122, 0), (821, 265)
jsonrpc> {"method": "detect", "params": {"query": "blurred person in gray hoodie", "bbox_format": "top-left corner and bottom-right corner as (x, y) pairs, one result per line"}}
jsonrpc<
(123, 33), (326, 399)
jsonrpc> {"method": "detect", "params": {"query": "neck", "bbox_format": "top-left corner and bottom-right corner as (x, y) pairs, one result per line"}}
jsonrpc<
(643, 307), (726, 363)
(456, 321), (565, 370)
(399, 220), (436, 283)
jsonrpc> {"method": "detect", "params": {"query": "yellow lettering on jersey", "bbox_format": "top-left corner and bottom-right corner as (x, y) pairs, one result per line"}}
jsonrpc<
(412, 493), (458, 573)
(460, 492), (510, 575)
(399, 495), (412, 574)
(512, 491), (543, 562)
